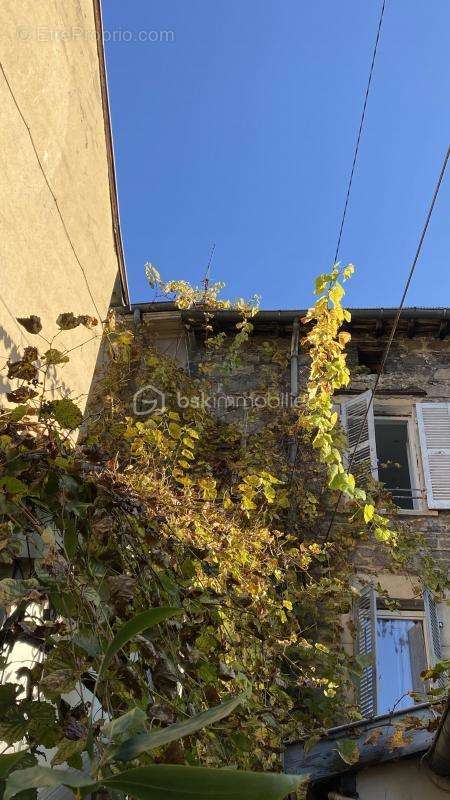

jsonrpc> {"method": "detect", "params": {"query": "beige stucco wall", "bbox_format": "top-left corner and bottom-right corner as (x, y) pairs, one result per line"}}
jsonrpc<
(358, 758), (450, 800)
(0, 0), (126, 409)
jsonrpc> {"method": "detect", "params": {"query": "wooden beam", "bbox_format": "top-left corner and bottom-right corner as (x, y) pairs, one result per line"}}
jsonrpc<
(374, 319), (385, 338)
(407, 319), (416, 339)
(437, 320), (449, 340)
(283, 704), (438, 782)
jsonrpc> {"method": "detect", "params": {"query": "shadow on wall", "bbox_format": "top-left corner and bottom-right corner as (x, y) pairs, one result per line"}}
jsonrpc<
(0, 321), (21, 396)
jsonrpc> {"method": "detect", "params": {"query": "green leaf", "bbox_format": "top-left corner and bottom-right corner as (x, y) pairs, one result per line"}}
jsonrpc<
(40, 670), (76, 699)
(8, 405), (31, 422)
(98, 607), (183, 680)
(363, 504), (375, 523)
(0, 715), (28, 747)
(22, 701), (60, 747)
(4, 767), (96, 800)
(83, 586), (101, 606)
(50, 398), (82, 430)
(103, 707), (147, 742)
(113, 695), (244, 762)
(51, 739), (86, 767)
(56, 313), (81, 331)
(0, 684), (20, 710)
(49, 591), (78, 617)
(43, 349), (70, 366)
(0, 477), (28, 497)
(0, 752), (34, 780)
(102, 766), (303, 800)
(63, 524), (78, 560)
(0, 579), (39, 608)
(72, 631), (102, 657)
(336, 738), (360, 765)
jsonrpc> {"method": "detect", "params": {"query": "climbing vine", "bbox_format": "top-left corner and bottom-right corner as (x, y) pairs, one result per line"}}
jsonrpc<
(0, 266), (447, 799)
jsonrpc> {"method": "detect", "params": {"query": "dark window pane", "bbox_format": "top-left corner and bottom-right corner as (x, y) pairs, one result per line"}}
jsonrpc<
(374, 419), (414, 509)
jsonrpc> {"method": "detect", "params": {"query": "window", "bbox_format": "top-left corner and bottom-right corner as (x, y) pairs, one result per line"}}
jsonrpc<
(341, 395), (450, 511)
(376, 612), (427, 713)
(374, 418), (414, 509)
(355, 587), (444, 718)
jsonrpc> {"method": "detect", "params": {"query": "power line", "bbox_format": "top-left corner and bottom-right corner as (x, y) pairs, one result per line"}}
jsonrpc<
(324, 144), (450, 542)
(288, 1), (388, 489)
(333, 0), (387, 263)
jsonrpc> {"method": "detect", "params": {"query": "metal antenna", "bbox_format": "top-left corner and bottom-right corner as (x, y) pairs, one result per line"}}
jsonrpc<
(202, 243), (216, 293)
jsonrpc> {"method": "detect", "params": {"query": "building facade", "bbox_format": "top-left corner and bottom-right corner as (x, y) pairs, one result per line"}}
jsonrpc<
(120, 302), (450, 798)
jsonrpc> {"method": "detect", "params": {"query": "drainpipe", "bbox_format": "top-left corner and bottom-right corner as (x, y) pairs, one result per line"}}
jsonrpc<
(289, 318), (300, 466)
(426, 700), (450, 778)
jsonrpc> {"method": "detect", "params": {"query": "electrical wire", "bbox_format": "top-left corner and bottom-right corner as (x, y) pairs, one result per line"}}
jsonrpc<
(333, 0), (387, 263)
(324, 144), (450, 542)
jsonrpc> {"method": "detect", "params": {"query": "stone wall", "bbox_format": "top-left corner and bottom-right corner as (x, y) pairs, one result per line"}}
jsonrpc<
(122, 308), (450, 666)
(127, 313), (450, 572)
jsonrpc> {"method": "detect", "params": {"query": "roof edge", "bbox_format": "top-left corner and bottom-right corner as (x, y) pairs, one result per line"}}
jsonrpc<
(117, 302), (450, 324)
(93, 0), (130, 309)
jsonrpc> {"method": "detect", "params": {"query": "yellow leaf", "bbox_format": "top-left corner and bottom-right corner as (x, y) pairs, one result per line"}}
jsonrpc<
(241, 496), (257, 511)
(181, 449), (195, 460)
(329, 283), (344, 306)
(169, 422), (182, 439)
(343, 263), (355, 280)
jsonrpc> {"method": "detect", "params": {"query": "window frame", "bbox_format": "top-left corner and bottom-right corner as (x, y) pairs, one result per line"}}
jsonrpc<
(373, 414), (422, 511)
(375, 608), (430, 715)
(354, 586), (444, 719)
(338, 394), (450, 513)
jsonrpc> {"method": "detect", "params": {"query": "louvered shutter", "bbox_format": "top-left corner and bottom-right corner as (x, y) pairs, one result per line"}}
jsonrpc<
(416, 403), (450, 509)
(424, 589), (446, 689)
(408, 623), (427, 694)
(355, 586), (378, 718)
(341, 390), (378, 479)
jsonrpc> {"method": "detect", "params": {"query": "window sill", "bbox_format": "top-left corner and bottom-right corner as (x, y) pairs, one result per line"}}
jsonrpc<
(379, 507), (438, 517)
(396, 508), (438, 518)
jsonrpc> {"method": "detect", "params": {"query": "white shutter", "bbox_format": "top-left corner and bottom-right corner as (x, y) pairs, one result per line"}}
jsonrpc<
(355, 586), (378, 718)
(424, 589), (446, 689)
(416, 403), (450, 509)
(341, 390), (378, 479)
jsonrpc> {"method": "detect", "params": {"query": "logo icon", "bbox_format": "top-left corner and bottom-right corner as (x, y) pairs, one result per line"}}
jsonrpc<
(133, 384), (166, 416)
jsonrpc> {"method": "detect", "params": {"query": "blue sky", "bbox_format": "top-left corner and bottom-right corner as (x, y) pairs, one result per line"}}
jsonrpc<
(102, 0), (450, 309)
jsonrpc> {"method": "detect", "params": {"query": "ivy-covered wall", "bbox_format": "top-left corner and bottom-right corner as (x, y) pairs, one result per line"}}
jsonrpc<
(122, 305), (450, 538)
(120, 305), (450, 682)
